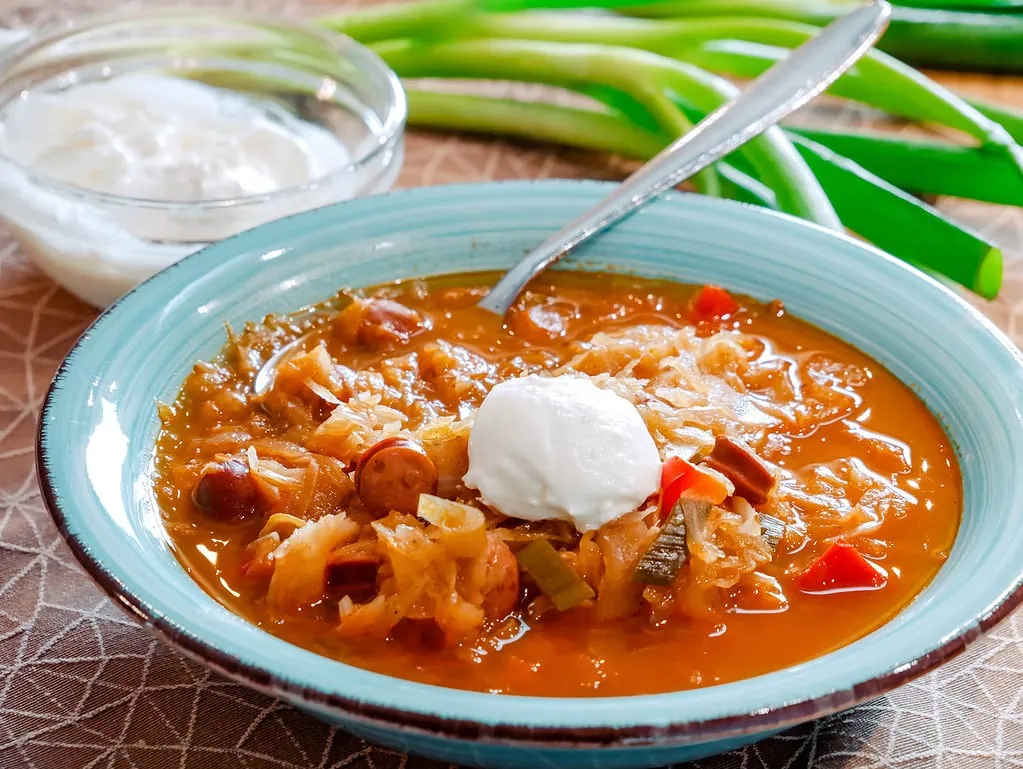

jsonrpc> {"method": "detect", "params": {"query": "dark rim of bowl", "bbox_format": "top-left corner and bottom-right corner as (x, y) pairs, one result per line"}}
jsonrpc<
(35, 181), (1023, 749)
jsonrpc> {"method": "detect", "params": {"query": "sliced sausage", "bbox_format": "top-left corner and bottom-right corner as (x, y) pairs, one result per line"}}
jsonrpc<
(192, 457), (261, 522)
(332, 298), (426, 350)
(355, 437), (439, 515)
(480, 537), (521, 620)
(360, 298), (425, 348)
(701, 435), (776, 505)
(326, 551), (381, 603)
(359, 299), (426, 349)
(507, 300), (578, 343)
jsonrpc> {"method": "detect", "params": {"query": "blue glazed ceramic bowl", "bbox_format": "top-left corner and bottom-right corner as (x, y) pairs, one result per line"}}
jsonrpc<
(38, 181), (1023, 768)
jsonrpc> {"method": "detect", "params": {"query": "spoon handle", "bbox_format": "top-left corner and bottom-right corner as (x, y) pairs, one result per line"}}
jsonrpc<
(478, 0), (891, 316)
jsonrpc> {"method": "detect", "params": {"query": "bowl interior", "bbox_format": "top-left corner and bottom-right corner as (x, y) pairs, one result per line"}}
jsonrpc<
(39, 180), (1023, 738)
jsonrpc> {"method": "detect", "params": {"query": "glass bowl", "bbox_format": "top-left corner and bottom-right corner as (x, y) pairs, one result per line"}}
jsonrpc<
(0, 8), (406, 308)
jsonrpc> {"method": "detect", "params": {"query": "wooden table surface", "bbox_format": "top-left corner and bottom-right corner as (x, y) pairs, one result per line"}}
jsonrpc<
(1, 2), (1021, 767)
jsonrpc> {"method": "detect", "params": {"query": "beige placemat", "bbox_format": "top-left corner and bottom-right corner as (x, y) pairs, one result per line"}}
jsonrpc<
(1, 1), (1021, 766)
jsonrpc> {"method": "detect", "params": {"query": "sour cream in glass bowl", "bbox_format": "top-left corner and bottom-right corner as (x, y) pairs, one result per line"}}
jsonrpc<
(0, 9), (405, 308)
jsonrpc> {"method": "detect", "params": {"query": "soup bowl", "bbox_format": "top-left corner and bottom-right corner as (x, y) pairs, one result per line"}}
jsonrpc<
(38, 180), (1023, 768)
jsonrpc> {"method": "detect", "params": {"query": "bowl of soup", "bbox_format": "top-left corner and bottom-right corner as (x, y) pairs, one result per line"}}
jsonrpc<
(38, 180), (1023, 768)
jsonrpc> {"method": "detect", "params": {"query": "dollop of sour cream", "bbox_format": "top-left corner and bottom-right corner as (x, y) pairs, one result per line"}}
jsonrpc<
(463, 375), (662, 532)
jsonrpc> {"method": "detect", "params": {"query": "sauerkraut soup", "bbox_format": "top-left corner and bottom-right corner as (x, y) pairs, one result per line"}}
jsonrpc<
(155, 272), (961, 697)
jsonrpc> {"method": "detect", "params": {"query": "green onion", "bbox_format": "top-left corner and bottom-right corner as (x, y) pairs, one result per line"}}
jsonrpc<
(691, 39), (1023, 182)
(324, 0), (473, 43)
(759, 512), (787, 551)
(408, 88), (667, 156)
(321, 0), (665, 38)
(634, 499), (695, 586)
(514, 539), (595, 610)
(791, 128), (1023, 207)
(716, 164), (779, 208)
(446, 11), (1021, 159)
(620, 0), (1023, 73)
(375, 38), (838, 226)
(677, 38), (1023, 175)
(639, 34), (1023, 182)
(876, 8), (1023, 74)
(484, 0), (673, 8)
(325, 2), (1023, 163)
(408, 88), (1000, 297)
(408, 88), (778, 207)
(666, 99), (1004, 297)
(383, 39), (722, 197)
(970, 98), (1023, 145)
(790, 136), (1002, 299)
(894, 0), (1023, 7)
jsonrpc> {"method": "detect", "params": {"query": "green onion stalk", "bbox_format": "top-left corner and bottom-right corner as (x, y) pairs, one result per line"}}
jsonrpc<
(670, 38), (1023, 174)
(416, 12), (1023, 163)
(891, 1), (1023, 7)
(790, 129), (1023, 207)
(322, 1), (1023, 147)
(393, 9), (1023, 190)
(617, 0), (1023, 73)
(788, 136), (1002, 298)
(327, 0), (674, 41)
(407, 89), (1002, 298)
(374, 38), (840, 228)
(317, 0), (1014, 297)
(671, 101), (1023, 210)
(323, 4), (1023, 176)
(665, 95), (1023, 207)
(971, 99), (1023, 146)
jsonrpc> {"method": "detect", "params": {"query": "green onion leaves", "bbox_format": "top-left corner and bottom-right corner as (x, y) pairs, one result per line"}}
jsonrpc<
(314, 0), (1021, 298)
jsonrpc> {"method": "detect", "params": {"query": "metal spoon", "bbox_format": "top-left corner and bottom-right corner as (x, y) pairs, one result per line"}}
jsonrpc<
(252, 292), (354, 395)
(476, 0), (892, 317)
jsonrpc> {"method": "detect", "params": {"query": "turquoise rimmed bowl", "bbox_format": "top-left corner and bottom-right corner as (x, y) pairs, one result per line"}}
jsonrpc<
(38, 181), (1023, 768)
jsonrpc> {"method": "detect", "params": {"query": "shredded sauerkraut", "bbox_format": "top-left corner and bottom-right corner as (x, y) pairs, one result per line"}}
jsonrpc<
(158, 284), (926, 651)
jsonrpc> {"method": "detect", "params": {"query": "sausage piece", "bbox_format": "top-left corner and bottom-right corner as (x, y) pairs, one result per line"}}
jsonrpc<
(192, 457), (261, 522)
(701, 435), (776, 505)
(355, 437), (439, 515)
(347, 298), (425, 350)
(480, 537), (521, 620)
(332, 298), (426, 351)
(360, 299), (425, 349)
(326, 551), (381, 603)
(507, 300), (578, 344)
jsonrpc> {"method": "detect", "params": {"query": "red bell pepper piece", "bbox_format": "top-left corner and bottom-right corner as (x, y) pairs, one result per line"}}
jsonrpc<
(658, 456), (731, 520)
(659, 456), (696, 517)
(797, 540), (888, 594)
(691, 285), (740, 322)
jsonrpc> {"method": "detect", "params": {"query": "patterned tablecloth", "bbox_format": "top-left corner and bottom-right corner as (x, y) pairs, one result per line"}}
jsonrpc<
(2, 1), (1022, 767)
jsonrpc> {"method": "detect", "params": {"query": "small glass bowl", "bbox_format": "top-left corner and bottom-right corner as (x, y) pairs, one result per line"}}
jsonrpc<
(0, 9), (406, 308)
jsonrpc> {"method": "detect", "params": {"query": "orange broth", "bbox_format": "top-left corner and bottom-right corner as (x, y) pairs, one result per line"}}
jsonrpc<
(155, 272), (961, 696)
